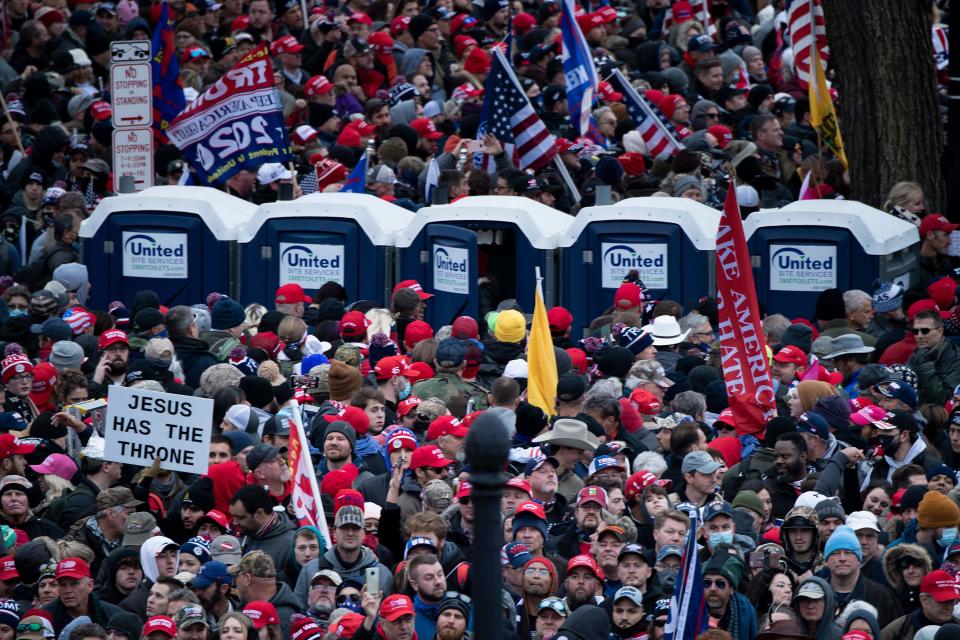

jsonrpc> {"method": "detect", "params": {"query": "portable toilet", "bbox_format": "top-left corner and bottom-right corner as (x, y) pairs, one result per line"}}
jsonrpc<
(394, 196), (572, 328)
(744, 200), (920, 319)
(80, 186), (257, 309)
(557, 198), (721, 339)
(236, 193), (414, 306)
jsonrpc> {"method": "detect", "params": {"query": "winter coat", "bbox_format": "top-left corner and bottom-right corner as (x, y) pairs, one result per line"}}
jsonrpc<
(797, 576), (841, 640)
(265, 581), (304, 638)
(295, 546), (391, 604)
(477, 340), (525, 388)
(554, 604), (610, 640)
(240, 514), (296, 573)
(95, 548), (141, 604)
(908, 338), (960, 405)
(170, 335), (219, 389)
(882, 542), (933, 613)
(43, 593), (123, 635)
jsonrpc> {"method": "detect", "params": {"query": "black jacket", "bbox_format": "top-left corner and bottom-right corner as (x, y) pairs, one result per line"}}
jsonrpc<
(43, 593), (124, 635)
(170, 336), (218, 389)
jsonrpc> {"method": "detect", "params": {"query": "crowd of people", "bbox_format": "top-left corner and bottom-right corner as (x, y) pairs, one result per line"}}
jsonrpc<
(0, 1), (958, 640)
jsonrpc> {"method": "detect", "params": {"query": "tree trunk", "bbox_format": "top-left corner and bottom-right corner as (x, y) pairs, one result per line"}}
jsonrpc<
(822, 0), (944, 210)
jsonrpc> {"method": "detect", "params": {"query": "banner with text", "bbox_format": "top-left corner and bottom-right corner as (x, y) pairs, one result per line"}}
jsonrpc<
(104, 385), (213, 474)
(279, 243), (344, 288)
(601, 242), (668, 289)
(433, 244), (469, 294)
(166, 45), (292, 185)
(122, 231), (188, 278)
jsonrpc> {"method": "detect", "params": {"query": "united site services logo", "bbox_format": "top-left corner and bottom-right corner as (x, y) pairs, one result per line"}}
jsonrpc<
(602, 244), (665, 270)
(771, 246), (834, 271)
(434, 247), (467, 273)
(123, 233), (185, 257)
(281, 244), (341, 269)
(769, 245), (836, 291)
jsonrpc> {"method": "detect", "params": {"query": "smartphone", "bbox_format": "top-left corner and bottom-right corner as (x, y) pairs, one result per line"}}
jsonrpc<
(748, 551), (764, 569)
(291, 374), (319, 388)
(365, 567), (379, 599)
(466, 139), (484, 153)
(767, 552), (782, 569)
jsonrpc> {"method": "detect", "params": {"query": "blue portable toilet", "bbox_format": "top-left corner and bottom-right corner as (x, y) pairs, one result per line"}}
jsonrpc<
(744, 200), (920, 319)
(557, 198), (720, 339)
(80, 186), (257, 309)
(394, 196), (572, 328)
(236, 193), (414, 306)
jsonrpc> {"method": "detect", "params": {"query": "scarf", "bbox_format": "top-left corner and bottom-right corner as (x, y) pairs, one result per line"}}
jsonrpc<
(354, 434), (381, 460)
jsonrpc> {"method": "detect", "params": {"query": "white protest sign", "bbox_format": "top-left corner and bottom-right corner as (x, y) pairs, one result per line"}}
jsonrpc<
(601, 242), (668, 289)
(279, 242), (344, 288)
(104, 385), (213, 474)
(433, 244), (469, 294)
(769, 244), (836, 291)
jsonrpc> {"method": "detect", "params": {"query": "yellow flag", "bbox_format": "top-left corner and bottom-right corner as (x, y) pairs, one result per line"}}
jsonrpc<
(527, 271), (558, 417)
(808, 46), (848, 168)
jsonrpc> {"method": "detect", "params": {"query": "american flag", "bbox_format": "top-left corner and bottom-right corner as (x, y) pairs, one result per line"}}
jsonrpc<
(663, 0), (716, 38)
(607, 69), (684, 158)
(479, 47), (556, 171)
(664, 509), (709, 640)
(299, 167), (318, 195)
(787, 0), (828, 89)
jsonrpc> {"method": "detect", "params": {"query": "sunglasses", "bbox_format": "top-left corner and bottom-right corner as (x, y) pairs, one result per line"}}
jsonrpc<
(911, 327), (937, 335)
(17, 624), (45, 633)
(704, 578), (727, 589)
(337, 594), (361, 604)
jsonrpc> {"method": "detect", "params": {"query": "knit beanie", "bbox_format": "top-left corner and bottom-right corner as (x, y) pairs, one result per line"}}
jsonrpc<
(512, 511), (548, 540)
(823, 525), (862, 562)
(618, 327), (653, 355)
(211, 298), (245, 330)
(780, 323), (813, 354)
(811, 396), (850, 430)
(704, 379), (728, 413)
(327, 360), (364, 401)
(731, 490), (764, 519)
(815, 288), (845, 322)
(323, 420), (356, 453)
(688, 365), (719, 393)
(672, 174), (702, 198)
(593, 346), (634, 379)
(495, 310), (526, 343)
(918, 491), (960, 529)
(702, 554), (745, 588)
(377, 138), (409, 165)
(872, 282), (904, 313)
(815, 499), (846, 524)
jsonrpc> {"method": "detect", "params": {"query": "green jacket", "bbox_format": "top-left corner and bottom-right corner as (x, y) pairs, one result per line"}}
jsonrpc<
(412, 372), (489, 412)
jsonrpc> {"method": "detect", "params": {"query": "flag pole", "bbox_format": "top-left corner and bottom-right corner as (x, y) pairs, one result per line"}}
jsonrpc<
(288, 400), (332, 548)
(553, 156), (580, 205)
(0, 92), (25, 155)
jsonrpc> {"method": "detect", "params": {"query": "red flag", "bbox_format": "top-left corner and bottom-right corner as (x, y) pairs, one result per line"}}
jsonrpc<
(715, 183), (777, 438)
(287, 404), (332, 548)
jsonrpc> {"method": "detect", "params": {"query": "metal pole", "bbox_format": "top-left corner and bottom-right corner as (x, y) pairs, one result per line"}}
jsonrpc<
(552, 156), (580, 205)
(948, 6), (960, 214)
(464, 412), (510, 640)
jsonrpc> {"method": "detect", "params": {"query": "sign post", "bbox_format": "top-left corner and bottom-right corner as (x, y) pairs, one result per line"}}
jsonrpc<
(104, 385), (213, 475)
(110, 40), (154, 193)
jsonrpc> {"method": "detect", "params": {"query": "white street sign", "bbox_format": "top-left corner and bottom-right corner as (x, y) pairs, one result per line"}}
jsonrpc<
(112, 128), (154, 192)
(111, 62), (152, 129)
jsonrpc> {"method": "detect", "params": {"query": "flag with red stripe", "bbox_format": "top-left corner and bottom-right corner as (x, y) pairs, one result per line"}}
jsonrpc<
(287, 404), (332, 548)
(607, 69), (684, 157)
(787, 0), (828, 90)
(478, 47), (557, 171)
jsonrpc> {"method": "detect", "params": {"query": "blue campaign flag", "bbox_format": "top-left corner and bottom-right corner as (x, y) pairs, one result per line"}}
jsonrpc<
(339, 154), (367, 193)
(665, 509), (709, 640)
(151, 0), (185, 140)
(559, 0), (599, 137)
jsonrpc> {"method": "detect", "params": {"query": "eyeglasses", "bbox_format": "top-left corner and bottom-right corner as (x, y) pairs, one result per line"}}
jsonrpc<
(337, 594), (361, 604)
(310, 584), (336, 592)
(9, 373), (33, 382)
(653, 620), (667, 628)
(524, 567), (550, 576)
(704, 578), (727, 589)
(704, 113), (720, 119)
(911, 327), (938, 335)
(17, 624), (45, 633)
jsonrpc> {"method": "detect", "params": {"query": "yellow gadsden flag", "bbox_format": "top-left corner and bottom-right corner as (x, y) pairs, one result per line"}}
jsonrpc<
(527, 269), (558, 416)
(808, 46), (848, 168)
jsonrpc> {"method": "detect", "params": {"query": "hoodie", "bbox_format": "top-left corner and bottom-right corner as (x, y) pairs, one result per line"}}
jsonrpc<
(389, 100), (418, 127)
(266, 581), (305, 638)
(140, 536), (175, 583)
(294, 545), (391, 604)
(241, 513), (296, 573)
(797, 576), (841, 640)
(95, 548), (141, 605)
(882, 543), (932, 612)
(554, 605), (611, 640)
(841, 608), (882, 639)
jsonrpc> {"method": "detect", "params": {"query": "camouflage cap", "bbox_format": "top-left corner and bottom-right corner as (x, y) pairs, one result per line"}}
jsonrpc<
(227, 550), (276, 577)
(173, 605), (208, 629)
(334, 344), (361, 367)
(416, 398), (447, 423)
(421, 479), (453, 510)
(603, 513), (638, 544)
(629, 359), (672, 386)
(96, 487), (143, 512)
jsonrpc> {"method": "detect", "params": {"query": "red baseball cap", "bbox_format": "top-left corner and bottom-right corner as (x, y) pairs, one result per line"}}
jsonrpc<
(716, 408), (735, 425)
(290, 618), (323, 640)
(576, 11), (604, 33)
(0, 434), (36, 458)
(340, 310), (371, 339)
(410, 445), (454, 470)
(514, 500), (546, 520)
(90, 101), (112, 121)
(577, 485), (607, 507)
(390, 15), (411, 35)
(920, 214), (959, 237)
(614, 282), (643, 310)
(198, 510), (229, 530)
(242, 601), (280, 629)
(305, 75), (334, 97)
(394, 279), (434, 300)
(181, 45), (210, 63)
(708, 124), (733, 148)
(405, 361), (434, 383)
(595, 6), (617, 23)
(403, 320), (434, 347)
(380, 594), (415, 621)
(55, 557), (90, 580)
(397, 397), (422, 417)
(347, 12), (372, 25)
(386, 430), (417, 451)
(506, 477), (532, 496)
(672, 1), (694, 22)
(629, 388), (661, 416)
(374, 355), (418, 381)
(451, 316), (479, 340)
(275, 283), (312, 305)
(921, 569), (960, 602)
(271, 35), (305, 55)
(0, 556), (17, 581)
(142, 616), (177, 638)
(411, 117), (442, 140)
(427, 415), (467, 440)
(567, 554), (604, 580)
(324, 405), (370, 436)
(547, 307), (573, 333)
(450, 13), (477, 34)
(455, 480), (472, 500)
(98, 329), (128, 349)
(29, 362), (58, 407)
(624, 470), (672, 501)
(334, 488), (365, 512)
(598, 81), (623, 102)
(773, 345), (806, 366)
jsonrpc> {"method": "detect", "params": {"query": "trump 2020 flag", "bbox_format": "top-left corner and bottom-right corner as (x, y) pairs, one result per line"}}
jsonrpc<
(527, 267), (557, 417)
(559, 0), (599, 136)
(287, 404), (331, 549)
(151, 0), (185, 140)
(664, 510), (708, 640)
(166, 45), (292, 185)
(339, 154), (367, 193)
(715, 182), (777, 438)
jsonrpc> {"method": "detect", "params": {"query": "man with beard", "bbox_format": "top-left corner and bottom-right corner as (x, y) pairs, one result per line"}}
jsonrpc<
(319, 420), (356, 476)
(408, 554), (446, 640)
(535, 597), (567, 640)
(357, 593), (416, 640)
(246, 444), (291, 504)
(434, 594), (470, 640)
(516, 556), (558, 640)
(501, 542), (532, 600)
(525, 457), (566, 528)
(228, 485), (296, 573)
(563, 555), (603, 611)
(767, 432), (812, 519)
(91, 329), (129, 395)
(246, 0), (274, 42)
(611, 586), (646, 640)
(305, 569), (340, 625)
(365, 100), (392, 139)
(702, 553), (756, 640)
(548, 486), (606, 563)
(189, 562), (236, 632)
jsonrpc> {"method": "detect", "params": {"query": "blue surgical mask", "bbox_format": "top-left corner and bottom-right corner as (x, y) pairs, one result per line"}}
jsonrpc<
(709, 531), (734, 548)
(398, 378), (412, 400)
(8, 310), (26, 317)
(939, 527), (958, 548)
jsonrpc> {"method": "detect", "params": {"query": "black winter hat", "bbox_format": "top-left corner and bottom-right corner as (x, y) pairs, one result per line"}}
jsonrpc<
(780, 323), (813, 354)
(593, 346), (634, 379)
(183, 477), (216, 513)
(238, 375), (274, 409)
(815, 288), (845, 322)
(555, 605), (611, 640)
(762, 416), (798, 449)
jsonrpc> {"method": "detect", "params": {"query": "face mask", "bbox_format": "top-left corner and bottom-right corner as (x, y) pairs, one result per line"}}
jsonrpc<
(869, 434), (897, 452)
(709, 532), (734, 548)
(939, 527), (958, 549)
(398, 378), (412, 400)
(8, 310), (26, 318)
(531, 94), (544, 110)
(155, 329), (168, 339)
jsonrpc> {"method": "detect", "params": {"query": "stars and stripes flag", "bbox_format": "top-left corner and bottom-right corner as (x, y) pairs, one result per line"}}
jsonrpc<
(478, 46), (557, 171)
(664, 509), (709, 640)
(287, 404), (332, 548)
(933, 23), (949, 71)
(663, 0), (716, 38)
(559, 0), (599, 137)
(607, 69), (684, 157)
(787, 0), (828, 90)
(339, 154), (367, 193)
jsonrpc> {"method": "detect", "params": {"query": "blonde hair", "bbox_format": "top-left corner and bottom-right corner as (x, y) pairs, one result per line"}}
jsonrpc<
(42, 475), (74, 500)
(55, 540), (94, 563)
(278, 316), (307, 343)
(365, 308), (393, 341)
(244, 304), (267, 333)
(883, 181), (923, 210)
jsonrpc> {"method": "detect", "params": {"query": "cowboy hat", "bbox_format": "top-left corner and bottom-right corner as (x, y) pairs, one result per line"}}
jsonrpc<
(642, 315), (689, 346)
(532, 419), (600, 452)
(824, 334), (874, 359)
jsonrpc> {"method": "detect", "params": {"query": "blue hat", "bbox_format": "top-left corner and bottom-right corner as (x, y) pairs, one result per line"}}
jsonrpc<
(797, 412), (830, 441)
(619, 327), (654, 355)
(301, 353), (330, 374)
(180, 540), (212, 564)
(655, 545), (682, 563)
(927, 464), (958, 483)
(436, 338), (467, 368)
(523, 456), (559, 477)
(877, 380), (918, 410)
(501, 542), (533, 568)
(703, 500), (733, 522)
(211, 298), (245, 331)
(404, 536), (438, 559)
(221, 430), (253, 454)
(823, 525), (862, 562)
(872, 282), (904, 313)
(512, 511), (549, 541)
(189, 561), (232, 588)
